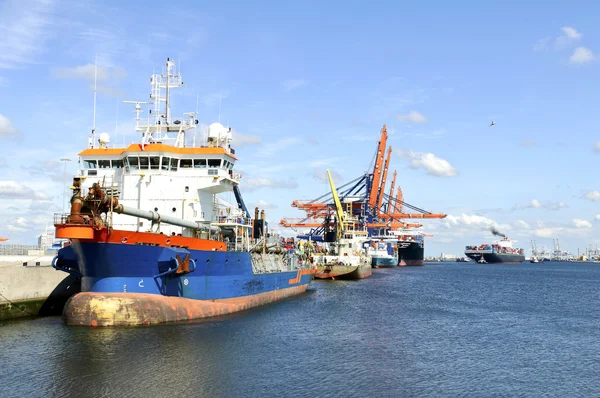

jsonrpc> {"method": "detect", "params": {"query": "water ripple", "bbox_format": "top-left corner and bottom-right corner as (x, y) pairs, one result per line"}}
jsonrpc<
(2, 262), (600, 397)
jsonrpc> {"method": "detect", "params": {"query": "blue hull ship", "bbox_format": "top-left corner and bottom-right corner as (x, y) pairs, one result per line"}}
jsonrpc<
(53, 58), (315, 326)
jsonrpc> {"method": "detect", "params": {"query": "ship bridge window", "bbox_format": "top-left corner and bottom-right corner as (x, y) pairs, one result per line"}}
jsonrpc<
(112, 159), (123, 168)
(194, 159), (206, 168)
(208, 159), (221, 168)
(161, 157), (170, 170)
(139, 156), (149, 170)
(170, 158), (178, 171)
(128, 157), (139, 170)
(150, 156), (160, 170)
(180, 159), (193, 168)
(84, 160), (97, 169)
(98, 160), (111, 169)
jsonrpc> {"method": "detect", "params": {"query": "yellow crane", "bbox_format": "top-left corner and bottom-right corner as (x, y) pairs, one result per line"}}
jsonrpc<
(326, 169), (345, 241)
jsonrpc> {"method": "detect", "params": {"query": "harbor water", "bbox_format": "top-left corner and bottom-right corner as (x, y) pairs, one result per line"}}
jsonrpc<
(2, 261), (600, 397)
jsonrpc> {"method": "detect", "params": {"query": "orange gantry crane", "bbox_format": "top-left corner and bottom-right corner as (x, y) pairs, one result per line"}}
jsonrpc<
(279, 124), (447, 237)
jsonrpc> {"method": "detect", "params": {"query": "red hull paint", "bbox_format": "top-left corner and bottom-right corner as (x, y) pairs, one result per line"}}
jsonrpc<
(399, 259), (424, 266)
(55, 225), (226, 251)
(63, 286), (310, 327)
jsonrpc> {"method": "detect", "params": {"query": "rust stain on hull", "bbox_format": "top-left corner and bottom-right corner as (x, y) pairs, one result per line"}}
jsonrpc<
(314, 264), (372, 280)
(335, 265), (372, 280)
(63, 285), (309, 327)
(288, 268), (317, 284)
(314, 265), (358, 279)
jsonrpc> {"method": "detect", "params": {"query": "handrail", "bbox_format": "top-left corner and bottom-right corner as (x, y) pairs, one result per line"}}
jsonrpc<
(51, 255), (83, 278)
(153, 256), (196, 279)
(153, 257), (181, 279)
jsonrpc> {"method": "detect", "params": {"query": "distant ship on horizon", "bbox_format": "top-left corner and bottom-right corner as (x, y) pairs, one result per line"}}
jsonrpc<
(465, 236), (525, 264)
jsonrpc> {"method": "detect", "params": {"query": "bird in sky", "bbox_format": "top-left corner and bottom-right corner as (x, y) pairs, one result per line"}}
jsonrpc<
(490, 121), (496, 127)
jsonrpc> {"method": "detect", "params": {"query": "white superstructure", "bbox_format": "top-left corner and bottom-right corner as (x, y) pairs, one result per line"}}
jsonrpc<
(74, 58), (245, 237)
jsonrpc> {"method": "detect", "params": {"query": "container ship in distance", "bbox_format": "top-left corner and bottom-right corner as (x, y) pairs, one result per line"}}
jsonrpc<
(398, 233), (424, 266)
(464, 237), (525, 264)
(53, 58), (316, 327)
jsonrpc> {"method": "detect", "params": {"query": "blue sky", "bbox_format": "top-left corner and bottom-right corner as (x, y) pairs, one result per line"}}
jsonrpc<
(1, 0), (599, 257)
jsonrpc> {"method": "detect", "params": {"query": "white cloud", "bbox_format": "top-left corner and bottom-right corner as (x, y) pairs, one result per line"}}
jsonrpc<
(535, 227), (563, 238)
(583, 190), (600, 201)
(52, 63), (127, 97)
(512, 199), (567, 210)
(569, 47), (594, 64)
(257, 137), (302, 157)
(281, 79), (308, 91)
(513, 220), (530, 229)
(0, 0), (55, 69)
(573, 218), (592, 228)
(555, 26), (582, 50)
(0, 114), (21, 139)
(52, 64), (127, 82)
(253, 199), (278, 210)
(594, 141), (600, 152)
(595, 214), (600, 222)
(243, 177), (298, 192)
(561, 26), (582, 40)
(443, 213), (498, 228)
(7, 217), (29, 232)
(232, 131), (262, 147)
(0, 181), (49, 200)
(312, 169), (342, 184)
(395, 110), (428, 123)
(398, 150), (457, 177)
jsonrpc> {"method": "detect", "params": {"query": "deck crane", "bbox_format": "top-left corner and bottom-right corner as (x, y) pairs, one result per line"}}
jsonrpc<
(326, 169), (345, 241)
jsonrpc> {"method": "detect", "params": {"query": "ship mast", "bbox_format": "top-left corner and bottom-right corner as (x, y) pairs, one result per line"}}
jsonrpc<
(123, 57), (197, 149)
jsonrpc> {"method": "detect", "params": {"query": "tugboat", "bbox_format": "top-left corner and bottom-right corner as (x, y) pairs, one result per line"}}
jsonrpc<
(52, 58), (316, 326)
(311, 170), (372, 280)
(312, 230), (372, 279)
(465, 236), (525, 264)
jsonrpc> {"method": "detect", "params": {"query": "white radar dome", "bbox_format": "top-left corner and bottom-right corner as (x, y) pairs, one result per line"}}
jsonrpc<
(98, 132), (111, 145)
(208, 123), (226, 140)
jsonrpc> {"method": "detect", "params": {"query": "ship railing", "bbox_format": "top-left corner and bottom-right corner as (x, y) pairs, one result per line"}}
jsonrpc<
(53, 212), (105, 227)
(214, 215), (253, 226)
